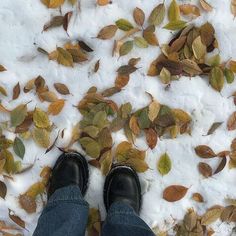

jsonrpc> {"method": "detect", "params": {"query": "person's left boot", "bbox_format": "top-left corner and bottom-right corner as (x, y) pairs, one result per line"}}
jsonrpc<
(47, 152), (89, 198)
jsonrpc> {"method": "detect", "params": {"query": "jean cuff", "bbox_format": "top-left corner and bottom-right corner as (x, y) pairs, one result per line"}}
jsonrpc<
(108, 202), (136, 216)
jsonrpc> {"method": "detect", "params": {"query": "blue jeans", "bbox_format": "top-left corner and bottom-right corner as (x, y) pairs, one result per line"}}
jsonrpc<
(33, 185), (155, 236)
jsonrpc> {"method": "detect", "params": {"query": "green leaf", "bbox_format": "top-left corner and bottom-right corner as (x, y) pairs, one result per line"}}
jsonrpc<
(168, 0), (180, 22)
(11, 104), (27, 127)
(158, 153), (172, 175)
(224, 68), (235, 84)
(209, 67), (224, 92)
(13, 137), (25, 159)
(163, 20), (187, 30)
(119, 41), (134, 56)
(115, 19), (134, 31)
(148, 3), (165, 26)
(79, 137), (101, 158)
(206, 54), (221, 67)
(138, 108), (151, 129)
(192, 36), (206, 60)
(134, 37), (148, 48)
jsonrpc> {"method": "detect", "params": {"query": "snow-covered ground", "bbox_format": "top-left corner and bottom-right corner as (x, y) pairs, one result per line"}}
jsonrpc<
(0, 0), (236, 235)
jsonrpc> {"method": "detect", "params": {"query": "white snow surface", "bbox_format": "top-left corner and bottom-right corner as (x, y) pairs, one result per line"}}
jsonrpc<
(0, 0), (236, 235)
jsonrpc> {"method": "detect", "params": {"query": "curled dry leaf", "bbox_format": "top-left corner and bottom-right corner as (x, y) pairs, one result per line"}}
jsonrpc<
(97, 25), (118, 40)
(195, 145), (216, 158)
(94, 59), (100, 73)
(133, 7), (145, 26)
(227, 111), (236, 131)
(8, 209), (25, 229)
(143, 25), (159, 46)
(163, 185), (188, 202)
(0, 64), (6, 72)
(198, 162), (212, 178)
(54, 83), (70, 95)
(214, 157), (227, 175)
(200, 0), (213, 12)
(48, 99), (65, 115)
(63, 11), (73, 32)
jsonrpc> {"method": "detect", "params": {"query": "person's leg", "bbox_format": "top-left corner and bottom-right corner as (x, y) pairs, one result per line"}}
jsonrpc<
(33, 152), (89, 236)
(102, 165), (155, 236)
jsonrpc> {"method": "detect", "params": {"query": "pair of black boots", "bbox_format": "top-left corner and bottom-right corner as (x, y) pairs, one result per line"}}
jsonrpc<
(48, 152), (142, 214)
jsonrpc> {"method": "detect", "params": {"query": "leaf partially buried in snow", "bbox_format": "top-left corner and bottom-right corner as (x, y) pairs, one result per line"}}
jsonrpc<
(158, 153), (171, 175)
(148, 3), (165, 26)
(13, 137), (25, 159)
(163, 185), (188, 202)
(48, 99), (65, 115)
(209, 67), (224, 92)
(41, 0), (65, 8)
(115, 19), (134, 31)
(54, 83), (70, 95)
(57, 47), (73, 67)
(133, 7), (145, 27)
(11, 104), (27, 127)
(32, 127), (50, 148)
(195, 145), (216, 158)
(19, 194), (37, 214)
(97, 25), (118, 40)
(0, 65), (6, 72)
(227, 111), (236, 131)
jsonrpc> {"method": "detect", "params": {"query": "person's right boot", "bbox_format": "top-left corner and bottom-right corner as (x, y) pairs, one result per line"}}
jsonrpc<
(103, 165), (141, 214)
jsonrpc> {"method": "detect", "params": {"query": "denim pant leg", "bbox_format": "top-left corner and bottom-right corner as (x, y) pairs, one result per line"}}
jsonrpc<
(102, 202), (155, 236)
(33, 185), (89, 236)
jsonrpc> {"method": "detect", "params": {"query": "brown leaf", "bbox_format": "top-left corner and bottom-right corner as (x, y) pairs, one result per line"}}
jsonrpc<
(57, 47), (73, 67)
(195, 145), (216, 158)
(129, 116), (140, 135)
(214, 157), (226, 175)
(43, 15), (64, 31)
(0, 181), (7, 199)
(54, 83), (70, 95)
(19, 194), (37, 214)
(128, 57), (141, 66)
(101, 87), (121, 97)
(78, 41), (93, 52)
(200, 22), (215, 47)
(192, 192), (204, 203)
(63, 11), (72, 32)
(67, 48), (88, 63)
(181, 59), (202, 76)
(205, 122), (223, 135)
(231, 0), (236, 17)
(163, 185), (188, 202)
(39, 91), (58, 102)
(8, 210), (25, 229)
(0, 65), (6, 72)
(115, 74), (130, 88)
(97, 25), (118, 40)
(133, 7), (145, 26)
(117, 65), (137, 76)
(198, 162), (212, 178)
(156, 59), (183, 75)
(179, 4), (200, 17)
(143, 25), (159, 46)
(227, 111), (236, 131)
(201, 208), (223, 225)
(169, 36), (186, 53)
(145, 128), (158, 149)
(94, 60), (100, 73)
(48, 99), (65, 115)
(200, 0), (213, 12)
(12, 83), (20, 100)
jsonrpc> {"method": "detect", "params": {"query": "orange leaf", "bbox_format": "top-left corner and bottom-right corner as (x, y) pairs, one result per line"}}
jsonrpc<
(48, 99), (65, 115)
(163, 185), (188, 202)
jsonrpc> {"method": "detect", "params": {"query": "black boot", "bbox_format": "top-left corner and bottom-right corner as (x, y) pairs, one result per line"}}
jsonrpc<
(103, 165), (142, 214)
(48, 152), (89, 198)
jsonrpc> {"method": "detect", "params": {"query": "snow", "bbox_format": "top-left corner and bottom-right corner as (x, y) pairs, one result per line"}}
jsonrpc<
(0, 0), (236, 235)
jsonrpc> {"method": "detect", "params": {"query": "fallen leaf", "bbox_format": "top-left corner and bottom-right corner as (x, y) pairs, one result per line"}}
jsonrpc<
(57, 47), (73, 67)
(148, 3), (165, 26)
(79, 137), (101, 158)
(11, 104), (27, 127)
(224, 68), (234, 84)
(195, 145), (216, 158)
(19, 194), (37, 214)
(0, 65), (6, 72)
(94, 60), (100, 73)
(181, 59), (202, 76)
(201, 208), (223, 225)
(163, 185), (188, 202)
(97, 0), (110, 6)
(32, 128), (50, 148)
(128, 57), (141, 66)
(134, 37), (148, 48)
(119, 41), (134, 56)
(101, 87), (121, 97)
(133, 7), (145, 26)
(0, 86), (7, 96)
(115, 19), (134, 31)
(148, 100), (160, 122)
(231, 0), (236, 17)
(13, 137), (25, 159)
(54, 83), (70, 95)
(205, 122), (223, 135)
(209, 67), (224, 92)
(158, 153), (171, 175)
(214, 157), (226, 175)
(8, 210), (25, 229)
(200, 22), (215, 47)
(168, 0), (180, 22)
(100, 150), (112, 175)
(179, 4), (200, 17)
(33, 108), (50, 128)
(41, 0), (65, 8)
(192, 36), (206, 60)
(200, 0), (213, 12)
(48, 99), (65, 115)
(192, 193), (204, 203)
(125, 158), (148, 173)
(39, 91), (58, 102)
(12, 82), (20, 100)
(78, 41), (94, 52)
(227, 111), (236, 131)
(145, 128), (158, 149)
(129, 116), (140, 135)
(117, 65), (137, 76)
(63, 11), (72, 32)
(143, 25), (159, 46)
(43, 16), (64, 31)
(0, 181), (7, 199)
(198, 162), (212, 178)
(97, 25), (118, 40)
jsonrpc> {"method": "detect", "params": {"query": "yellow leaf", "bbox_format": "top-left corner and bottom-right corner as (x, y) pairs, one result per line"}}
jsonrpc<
(33, 108), (50, 128)
(168, 0), (180, 22)
(41, 0), (65, 8)
(97, 0), (110, 6)
(57, 47), (73, 67)
(32, 127), (50, 148)
(48, 99), (65, 115)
